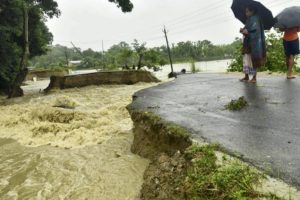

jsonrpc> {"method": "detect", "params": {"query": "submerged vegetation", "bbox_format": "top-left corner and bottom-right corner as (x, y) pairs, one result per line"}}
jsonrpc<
(190, 60), (200, 73)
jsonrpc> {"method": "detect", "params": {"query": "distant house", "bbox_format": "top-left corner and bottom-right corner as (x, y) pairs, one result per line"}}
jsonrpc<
(68, 60), (82, 67)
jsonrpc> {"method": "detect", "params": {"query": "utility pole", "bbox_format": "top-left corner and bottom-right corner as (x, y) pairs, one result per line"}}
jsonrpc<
(70, 42), (84, 57)
(101, 40), (106, 70)
(102, 40), (105, 54)
(163, 25), (175, 78)
(64, 47), (69, 66)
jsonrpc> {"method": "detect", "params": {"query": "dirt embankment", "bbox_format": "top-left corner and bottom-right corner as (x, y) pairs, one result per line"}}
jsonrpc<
(128, 110), (192, 160)
(127, 108), (300, 200)
(127, 109), (192, 199)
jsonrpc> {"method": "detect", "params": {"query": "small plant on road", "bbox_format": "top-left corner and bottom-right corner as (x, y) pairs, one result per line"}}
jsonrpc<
(225, 96), (248, 111)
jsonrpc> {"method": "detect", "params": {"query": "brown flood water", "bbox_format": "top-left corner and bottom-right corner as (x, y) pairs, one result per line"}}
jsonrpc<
(0, 82), (157, 200)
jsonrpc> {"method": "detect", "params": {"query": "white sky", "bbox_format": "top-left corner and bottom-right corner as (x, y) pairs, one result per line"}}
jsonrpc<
(46, 0), (298, 51)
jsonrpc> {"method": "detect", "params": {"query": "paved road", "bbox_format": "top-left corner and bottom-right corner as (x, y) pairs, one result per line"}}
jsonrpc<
(131, 73), (300, 188)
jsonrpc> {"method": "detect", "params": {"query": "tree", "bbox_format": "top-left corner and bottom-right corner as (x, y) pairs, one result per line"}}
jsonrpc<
(0, 0), (60, 97)
(0, 0), (132, 98)
(108, 0), (133, 12)
(132, 39), (146, 70)
(144, 48), (161, 68)
(30, 44), (82, 68)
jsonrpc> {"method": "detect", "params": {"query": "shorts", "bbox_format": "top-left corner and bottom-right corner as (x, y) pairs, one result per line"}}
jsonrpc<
(283, 38), (300, 56)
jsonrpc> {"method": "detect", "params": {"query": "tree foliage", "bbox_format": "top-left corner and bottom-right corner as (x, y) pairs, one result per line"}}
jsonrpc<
(171, 39), (241, 62)
(132, 39), (146, 69)
(0, 0), (131, 97)
(228, 32), (297, 72)
(108, 0), (133, 12)
(31, 39), (242, 71)
(0, 0), (60, 95)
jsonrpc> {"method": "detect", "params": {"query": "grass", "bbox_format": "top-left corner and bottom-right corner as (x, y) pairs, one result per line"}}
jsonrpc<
(225, 96), (248, 111)
(130, 110), (190, 138)
(183, 144), (283, 200)
(164, 124), (190, 138)
(129, 110), (289, 199)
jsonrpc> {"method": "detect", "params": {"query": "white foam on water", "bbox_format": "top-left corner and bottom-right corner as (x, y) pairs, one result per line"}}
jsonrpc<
(0, 82), (159, 199)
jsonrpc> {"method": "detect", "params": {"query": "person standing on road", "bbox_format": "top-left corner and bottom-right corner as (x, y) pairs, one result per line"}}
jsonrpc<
(281, 27), (300, 79)
(239, 4), (266, 83)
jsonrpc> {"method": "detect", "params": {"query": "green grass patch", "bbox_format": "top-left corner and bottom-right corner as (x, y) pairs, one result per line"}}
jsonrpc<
(130, 110), (190, 138)
(183, 144), (272, 200)
(225, 96), (248, 111)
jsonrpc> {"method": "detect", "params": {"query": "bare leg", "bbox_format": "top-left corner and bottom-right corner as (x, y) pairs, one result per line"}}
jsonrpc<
(249, 68), (257, 83)
(287, 55), (296, 79)
(286, 56), (289, 70)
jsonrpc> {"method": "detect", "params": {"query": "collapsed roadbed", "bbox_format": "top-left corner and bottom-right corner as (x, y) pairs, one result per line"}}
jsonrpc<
(127, 76), (300, 199)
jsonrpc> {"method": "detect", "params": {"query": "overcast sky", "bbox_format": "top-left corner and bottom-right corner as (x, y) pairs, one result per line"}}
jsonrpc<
(46, 0), (297, 51)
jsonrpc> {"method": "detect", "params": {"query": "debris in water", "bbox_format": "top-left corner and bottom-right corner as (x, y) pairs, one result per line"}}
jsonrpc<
(53, 95), (78, 109)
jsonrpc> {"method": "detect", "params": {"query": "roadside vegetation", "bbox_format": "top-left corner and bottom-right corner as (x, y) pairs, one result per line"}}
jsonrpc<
(182, 144), (284, 200)
(130, 111), (286, 200)
(228, 32), (299, 73)
(142, 142), (284, 200)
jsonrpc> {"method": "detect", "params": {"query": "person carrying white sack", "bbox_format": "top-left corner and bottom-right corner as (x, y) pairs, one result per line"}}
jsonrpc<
(239, 5), (267, 83)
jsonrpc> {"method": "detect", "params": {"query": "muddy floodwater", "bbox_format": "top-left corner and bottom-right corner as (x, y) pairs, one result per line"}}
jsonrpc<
(0, 83), (157, 199)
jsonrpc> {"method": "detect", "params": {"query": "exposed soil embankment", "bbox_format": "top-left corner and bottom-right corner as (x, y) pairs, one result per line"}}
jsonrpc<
(127, 109), (192, 199)
(128, 110), (192, 160)
(45, 70), (160, 92)
(127, 108), (300, 200)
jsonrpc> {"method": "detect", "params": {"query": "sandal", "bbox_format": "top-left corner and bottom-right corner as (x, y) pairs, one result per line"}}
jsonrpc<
(287, 76), (296, 79)
(239, 78), (249, 82)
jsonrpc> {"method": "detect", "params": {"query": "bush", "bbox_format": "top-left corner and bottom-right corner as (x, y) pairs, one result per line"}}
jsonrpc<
(227, 32), (298, 73)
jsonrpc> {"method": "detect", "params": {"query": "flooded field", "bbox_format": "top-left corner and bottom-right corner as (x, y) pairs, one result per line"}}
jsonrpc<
(0, 82), (157, 199)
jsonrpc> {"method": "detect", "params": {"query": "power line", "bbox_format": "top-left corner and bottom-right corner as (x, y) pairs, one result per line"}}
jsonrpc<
(109, 0), (231, 40)
(52, 0), (296, 49)
(165, 0), (294, 38)
(104, 0), (285, 40)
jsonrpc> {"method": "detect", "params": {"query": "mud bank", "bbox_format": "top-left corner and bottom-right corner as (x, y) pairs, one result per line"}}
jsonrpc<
(45, 70), (160, 92)
(126, 109), (191, 199)
(127, 109), (300, 199)
(128, 110), (192, 160)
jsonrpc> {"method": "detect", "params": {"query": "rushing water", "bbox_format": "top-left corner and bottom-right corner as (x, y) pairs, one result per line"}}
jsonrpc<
(0, 83), (157, 200)
(153, 59), (232, 80)
(66, 59), (232, 81)
(0, 137), (148, 200)
(0, 59), (241, 199)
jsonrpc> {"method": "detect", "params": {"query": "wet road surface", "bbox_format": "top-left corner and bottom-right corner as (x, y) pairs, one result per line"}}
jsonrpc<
(130, 73), (300, 188)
